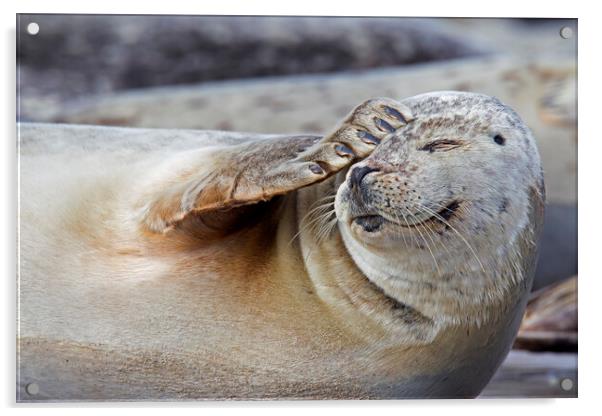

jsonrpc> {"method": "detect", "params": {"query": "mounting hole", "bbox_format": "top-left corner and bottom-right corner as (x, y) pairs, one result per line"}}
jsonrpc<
(560, 378), (574, 391)
(26, 22), (40, 36)
(25, 382), (39, 395)
(559, 26), (573, 39)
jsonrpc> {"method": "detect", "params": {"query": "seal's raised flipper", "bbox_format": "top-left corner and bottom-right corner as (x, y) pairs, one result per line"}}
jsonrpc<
(140, 98), (413, 233)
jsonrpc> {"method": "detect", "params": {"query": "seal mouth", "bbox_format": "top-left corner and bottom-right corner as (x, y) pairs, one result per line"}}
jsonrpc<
(351, 200), (460, 233)
(353, 215), (385, 232)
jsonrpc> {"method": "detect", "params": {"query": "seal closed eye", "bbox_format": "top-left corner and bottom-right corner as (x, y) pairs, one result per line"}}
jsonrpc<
(419, 139), (465, 152)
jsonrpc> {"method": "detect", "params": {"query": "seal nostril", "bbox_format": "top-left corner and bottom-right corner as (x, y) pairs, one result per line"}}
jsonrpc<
(349, 166), (379, 189)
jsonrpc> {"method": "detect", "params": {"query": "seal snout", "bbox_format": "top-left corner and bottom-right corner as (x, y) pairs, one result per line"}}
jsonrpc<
(346, 165), (389, 232)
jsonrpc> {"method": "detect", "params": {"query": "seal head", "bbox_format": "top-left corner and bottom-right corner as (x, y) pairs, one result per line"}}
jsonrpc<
(333, 91), (544, 329)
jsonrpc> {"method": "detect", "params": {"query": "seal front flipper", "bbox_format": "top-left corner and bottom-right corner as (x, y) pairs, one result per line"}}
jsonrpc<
(139, 98), (414, 233)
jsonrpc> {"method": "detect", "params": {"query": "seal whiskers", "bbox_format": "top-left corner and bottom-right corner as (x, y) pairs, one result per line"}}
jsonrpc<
(406, 208), (441, 273)
(411, 204), (455, 259)
(391, 211), (410, 251)
(413, 202), (486, 273)
(289, 196), (336, 245)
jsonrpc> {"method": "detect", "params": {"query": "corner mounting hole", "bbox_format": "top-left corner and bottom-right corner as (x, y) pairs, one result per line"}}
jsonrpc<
(559, 26), (573, 39)
(26, 382), (39, 395)
(560, 378), (574, 391)
(27, 22), (40, 36)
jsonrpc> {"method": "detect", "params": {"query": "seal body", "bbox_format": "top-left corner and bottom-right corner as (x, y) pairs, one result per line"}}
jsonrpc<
(18, 93), (544, 400)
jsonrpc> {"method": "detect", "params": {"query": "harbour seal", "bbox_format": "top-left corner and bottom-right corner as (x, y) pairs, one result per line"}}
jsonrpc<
(18, 91), (544, 400)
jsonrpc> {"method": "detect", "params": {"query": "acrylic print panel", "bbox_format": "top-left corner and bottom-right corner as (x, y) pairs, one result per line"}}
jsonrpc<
(16, 15), (577, 401)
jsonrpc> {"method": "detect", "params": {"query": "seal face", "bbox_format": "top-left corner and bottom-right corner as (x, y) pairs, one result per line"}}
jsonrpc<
(331, 91), (544, 327)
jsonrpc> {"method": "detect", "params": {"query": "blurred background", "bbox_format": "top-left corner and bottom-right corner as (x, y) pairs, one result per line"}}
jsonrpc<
(17, 15), (577, 398)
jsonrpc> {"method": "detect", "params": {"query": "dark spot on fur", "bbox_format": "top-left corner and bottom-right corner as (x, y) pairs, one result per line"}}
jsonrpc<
(498, 198), (509, 213)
